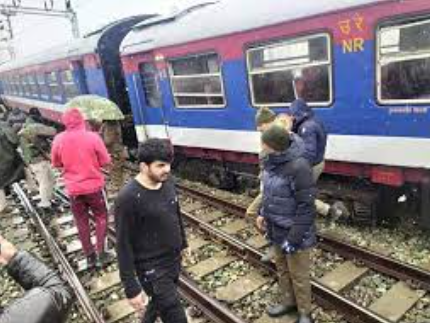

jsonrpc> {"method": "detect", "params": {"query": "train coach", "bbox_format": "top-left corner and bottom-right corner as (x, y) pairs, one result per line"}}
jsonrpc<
(0, 15), (154, 145)
(120, 0), (430, 225)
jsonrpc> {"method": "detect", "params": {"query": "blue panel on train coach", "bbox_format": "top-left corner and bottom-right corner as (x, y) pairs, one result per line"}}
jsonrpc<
(85, 68), (109, 98)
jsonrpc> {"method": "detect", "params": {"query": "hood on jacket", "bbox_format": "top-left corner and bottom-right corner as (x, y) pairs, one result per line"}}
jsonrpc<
(290, 98), (314, 125)
(264, 134), (304, 170)
(62, 108), (86, 131)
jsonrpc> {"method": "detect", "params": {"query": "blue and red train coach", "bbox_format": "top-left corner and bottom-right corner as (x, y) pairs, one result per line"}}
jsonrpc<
(120, 0), (430, 224)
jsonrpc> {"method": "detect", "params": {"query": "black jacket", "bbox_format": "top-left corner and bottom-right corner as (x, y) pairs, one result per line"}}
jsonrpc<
(291, 99), (327, 166)
(0, 122), (24, 189)
(0, 251), (74, 323)
(261, 135), (317, 248)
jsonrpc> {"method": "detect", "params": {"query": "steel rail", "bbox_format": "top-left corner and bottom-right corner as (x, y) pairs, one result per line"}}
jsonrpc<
(56, 187), (248, 323)
(183, 210), (392, 323)
(177, 183), (430, 291)
(13, 184), (106, 323)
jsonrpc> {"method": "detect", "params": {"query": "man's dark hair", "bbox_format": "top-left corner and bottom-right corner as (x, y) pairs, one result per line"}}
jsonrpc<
(138, 138), (173, 165)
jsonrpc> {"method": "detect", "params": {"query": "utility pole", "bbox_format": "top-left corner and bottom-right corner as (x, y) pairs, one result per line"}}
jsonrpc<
(0, 0), (80, 38)
(0, 0), (80, 61)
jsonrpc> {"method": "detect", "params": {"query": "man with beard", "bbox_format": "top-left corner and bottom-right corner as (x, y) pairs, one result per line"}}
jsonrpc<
(114, 138), (188, 323)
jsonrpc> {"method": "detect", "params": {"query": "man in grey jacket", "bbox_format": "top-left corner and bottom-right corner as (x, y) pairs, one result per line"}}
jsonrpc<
(0, 235), (74, 323)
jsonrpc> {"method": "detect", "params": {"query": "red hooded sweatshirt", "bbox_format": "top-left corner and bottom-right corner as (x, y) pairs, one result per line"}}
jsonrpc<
(51, 108), (111, 196)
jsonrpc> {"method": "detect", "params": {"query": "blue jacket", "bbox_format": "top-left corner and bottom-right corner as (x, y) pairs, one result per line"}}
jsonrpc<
(290, 99), (327, 166)
(261, 135), (317, 249)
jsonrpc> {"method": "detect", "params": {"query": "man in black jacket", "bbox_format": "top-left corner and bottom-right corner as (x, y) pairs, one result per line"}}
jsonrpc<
(0, 235), (73, 323)
(114, 138), (188, 323)
(0, 122), (25, 214)
(257, 125), (315, 323)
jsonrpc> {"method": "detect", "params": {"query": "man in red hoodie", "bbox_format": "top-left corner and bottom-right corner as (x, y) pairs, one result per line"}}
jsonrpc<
(51, 108), (111, 269)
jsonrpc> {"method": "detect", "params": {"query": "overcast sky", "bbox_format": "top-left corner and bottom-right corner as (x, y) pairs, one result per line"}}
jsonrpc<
(0, 0), (186, 60)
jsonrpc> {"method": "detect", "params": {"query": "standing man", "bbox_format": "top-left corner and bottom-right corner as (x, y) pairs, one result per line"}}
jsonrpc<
(246, 107), (277, 220)
(51, 108), (111, 269)
(290, 76), (348, 219)
(100, 120), (126, 197)
(19, 108), (57, 209)
(257, 124), (315, 323)
(0, 121), (25, 214)
(115, 138), (188, 323)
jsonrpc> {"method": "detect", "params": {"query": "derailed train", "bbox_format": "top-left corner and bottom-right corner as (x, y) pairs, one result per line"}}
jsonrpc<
(0, 0), (430, 226)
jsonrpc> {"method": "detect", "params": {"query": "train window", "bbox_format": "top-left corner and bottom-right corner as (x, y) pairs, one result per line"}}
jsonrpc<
(168, 53), (226, 108)
(11, 76), (18, 95)
(3, 76), (10, 94)
(46, 71), (62, 101)
(28, 74), (38, 98)
(18, 75), (26, 96)
(37, 74), (48, 99)
(246, 34), (332, 107)
(139, 62), (161, 108)
(60, 70), (79, 100)
(378, 18), (430, 104)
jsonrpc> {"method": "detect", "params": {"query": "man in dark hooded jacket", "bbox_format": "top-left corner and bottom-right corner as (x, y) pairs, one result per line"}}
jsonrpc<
(290, 77), (348, 219)
(0, 122), (24, 214)
(256, 124), (315, 323)
(0, 235), (74, 323)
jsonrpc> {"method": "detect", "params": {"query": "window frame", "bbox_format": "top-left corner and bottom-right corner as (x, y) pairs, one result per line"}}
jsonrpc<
(138, 61), (162, 108)
(37, 74), (48, 99)
(28, 74), (39, 98)
(46, 71), (62, 101)
(376, 16), (430, 105)
(245, 32), (333, 108)
(60, 69), (79, 100)
(167, 51), (227, 109)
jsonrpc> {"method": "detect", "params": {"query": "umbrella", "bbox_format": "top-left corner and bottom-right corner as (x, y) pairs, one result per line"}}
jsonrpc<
(64, 95), (124, 121)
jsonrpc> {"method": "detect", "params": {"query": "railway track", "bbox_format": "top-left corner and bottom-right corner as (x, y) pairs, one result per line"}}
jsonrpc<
(5, 163), (429, 323)
(176, 181), (430, 323)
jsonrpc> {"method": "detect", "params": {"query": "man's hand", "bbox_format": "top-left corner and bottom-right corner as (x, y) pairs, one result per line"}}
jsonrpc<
(256, 216), (266, 233)
(128, 291), (148, 315)
(0, 235), (18, 265)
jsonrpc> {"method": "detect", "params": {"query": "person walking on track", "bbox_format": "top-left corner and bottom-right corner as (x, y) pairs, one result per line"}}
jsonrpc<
(115, 138), (188, 323)
(257, 124), (316, 323)
(19, 108), (57, 209)
(51, 108), (111, 270)
(0, 121), (25, 215)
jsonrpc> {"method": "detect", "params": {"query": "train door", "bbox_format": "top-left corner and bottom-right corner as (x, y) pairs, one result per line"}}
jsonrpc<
(135, 59), (170, 140)
(71, 60), (88, 94)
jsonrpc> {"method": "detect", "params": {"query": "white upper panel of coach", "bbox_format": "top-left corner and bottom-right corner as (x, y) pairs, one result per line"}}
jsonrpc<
(121, 0), (389, 55)
(0, 34), (100, 73)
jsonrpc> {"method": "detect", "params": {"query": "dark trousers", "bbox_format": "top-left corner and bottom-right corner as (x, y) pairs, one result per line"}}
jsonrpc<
(138, 261), (187, 323)
(70, 190), (108, 256)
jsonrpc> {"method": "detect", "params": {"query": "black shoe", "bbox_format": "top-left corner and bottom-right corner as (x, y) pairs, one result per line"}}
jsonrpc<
(296, 314), (313, 323)
(87, 253), (97, 269)
(267, 304), (297, 317)
(95, 251), (113, 270)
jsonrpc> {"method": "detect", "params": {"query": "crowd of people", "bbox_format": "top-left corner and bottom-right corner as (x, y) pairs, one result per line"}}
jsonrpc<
(0, 76), (349, 323)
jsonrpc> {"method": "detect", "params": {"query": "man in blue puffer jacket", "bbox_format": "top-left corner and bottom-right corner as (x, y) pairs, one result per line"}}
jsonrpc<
(290, 77), (348, 219)
(256, 124), (315, 323)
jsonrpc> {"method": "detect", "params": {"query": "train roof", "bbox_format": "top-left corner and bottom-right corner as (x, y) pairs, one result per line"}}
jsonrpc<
(0, 15), (153, 73)
(121, 0), (392, 56)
